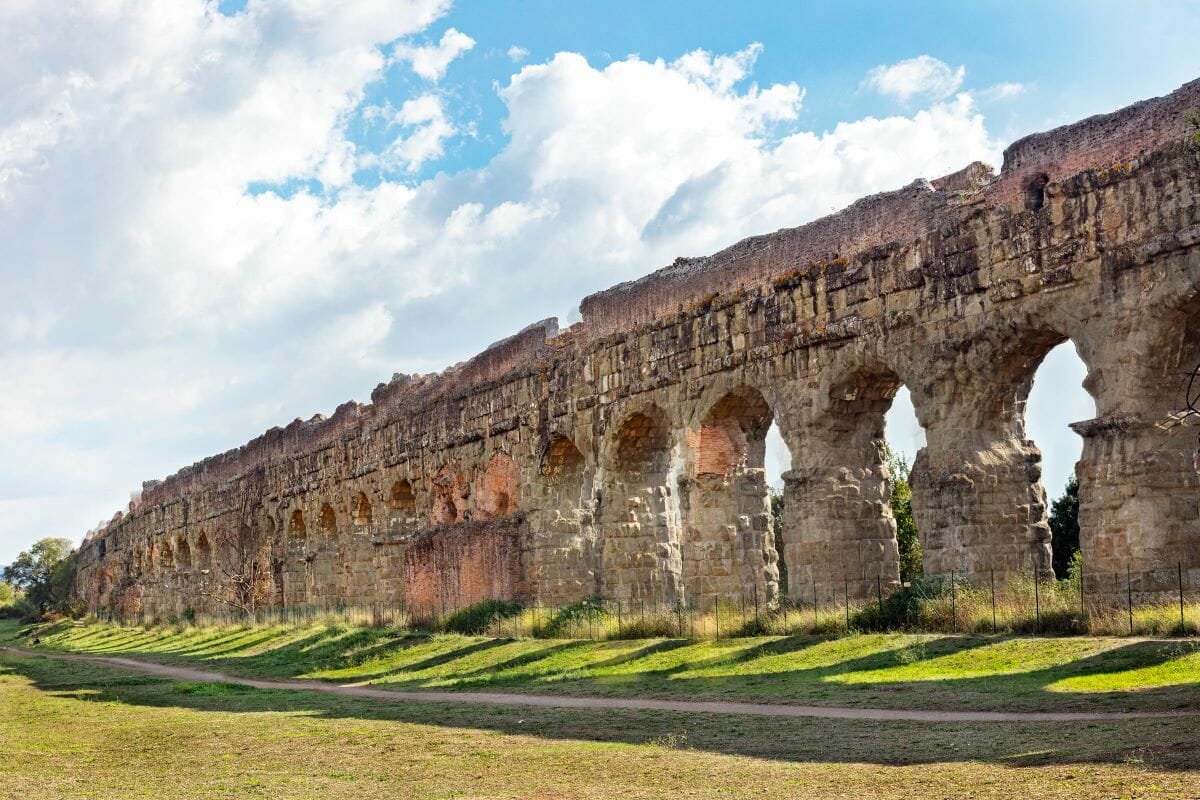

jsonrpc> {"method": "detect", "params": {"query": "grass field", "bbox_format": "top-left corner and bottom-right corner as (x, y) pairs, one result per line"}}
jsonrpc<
(3, 641), (1200, 799)
(10, 618), (1200, 714)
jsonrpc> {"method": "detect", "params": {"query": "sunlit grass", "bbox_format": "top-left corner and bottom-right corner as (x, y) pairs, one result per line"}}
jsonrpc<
(8, 618), (1199, 715)
(1047, 646), (1200, 693)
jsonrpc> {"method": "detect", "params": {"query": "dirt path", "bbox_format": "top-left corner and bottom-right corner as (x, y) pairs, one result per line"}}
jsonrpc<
(4, 645), (1197, 723)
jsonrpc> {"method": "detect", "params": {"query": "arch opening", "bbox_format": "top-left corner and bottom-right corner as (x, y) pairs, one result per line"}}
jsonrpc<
(351, 491), (372, 528)
(389, 480), (416, 512)
(531, 434), (596, 604)
(765, 421), (792, 597)
(196, 532), (212, 571)
(1026, 341), (1093, 579)
(318, 503), (337, 536)
(431, 466), (463, 525)
(883, 386), (926, 583)
(159, 539), (174, 570)
(683, 386), (778, 609)
(175, 536), (192, 570)
(476, 452), (519, 520)
(784, 364), (909, 603)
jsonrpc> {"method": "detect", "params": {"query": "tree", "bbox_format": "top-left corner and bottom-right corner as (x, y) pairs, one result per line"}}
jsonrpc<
(886, 448), (922, 582)
(2, 537), (76, 615)
(1049, 476), (1080, 579)
(770, 488), (787, 597)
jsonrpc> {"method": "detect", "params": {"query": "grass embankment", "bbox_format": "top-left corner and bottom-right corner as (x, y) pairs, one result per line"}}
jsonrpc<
(3, 638), (1200, 799)
(8, 617), (1200, 714)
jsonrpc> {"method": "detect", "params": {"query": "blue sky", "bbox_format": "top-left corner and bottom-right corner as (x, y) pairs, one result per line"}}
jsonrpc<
(1, 0), (1197, 565)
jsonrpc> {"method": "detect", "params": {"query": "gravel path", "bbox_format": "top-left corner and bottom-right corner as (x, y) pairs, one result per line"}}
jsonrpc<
(5, 645), (1196, 723)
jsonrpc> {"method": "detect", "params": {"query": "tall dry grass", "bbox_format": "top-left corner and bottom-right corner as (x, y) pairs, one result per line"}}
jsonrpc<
(97, 576), (1200, 640)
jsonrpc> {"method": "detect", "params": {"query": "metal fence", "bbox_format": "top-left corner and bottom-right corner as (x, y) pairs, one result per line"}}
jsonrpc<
(95, 560), (1200, 640)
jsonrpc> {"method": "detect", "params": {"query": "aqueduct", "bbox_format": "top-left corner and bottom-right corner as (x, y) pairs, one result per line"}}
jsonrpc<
(76, 79), (1200, 617)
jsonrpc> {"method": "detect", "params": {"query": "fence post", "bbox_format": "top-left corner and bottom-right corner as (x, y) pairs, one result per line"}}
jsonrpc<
(1080, 559), (1087, 626)
(714, 600), (720, 640)
(753, 582), (760, 631)
(813, 578), (818, 629)
(990, 568), (997, 634)
(1127, 565), (1134, 636)
(616, 600), (622, 639)
(951, 571), (957, 633)
(1179, 562), (1186, 633)
(1034, 568), (1041, 634)
(843, 573), (850, 632)
(876, 574), (883, 615)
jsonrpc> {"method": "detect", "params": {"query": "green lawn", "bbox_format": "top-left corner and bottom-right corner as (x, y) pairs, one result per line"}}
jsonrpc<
(2, 645), (1199, 799)
(7, 618), (1200, 714)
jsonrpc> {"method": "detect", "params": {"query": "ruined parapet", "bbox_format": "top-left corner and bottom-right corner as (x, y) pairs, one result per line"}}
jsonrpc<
(992, 77), (1200, 204)
(578, 178), (950, 338)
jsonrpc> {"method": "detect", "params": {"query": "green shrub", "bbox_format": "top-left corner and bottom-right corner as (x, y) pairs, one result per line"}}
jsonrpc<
(441, 599), (524, 635)
(853, 580), (938, 631)
(538, 599), (604, 637)
(0, 597), (37, 621)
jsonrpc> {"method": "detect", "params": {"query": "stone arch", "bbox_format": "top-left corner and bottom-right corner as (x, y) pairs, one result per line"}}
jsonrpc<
(543, 434), (587, 495)
(318, 503), (337, 536)
(288, 509), (307, 542)
(475, 452), (519, 520)
(309, 503), (340, 606)
(389, 479), (416, 512)
(175, 535), (192, 570)
(528, 433), (596, 604)
(283, 508), (310, 607)
(598, 404), (682, 605)
(781, 355), (910, 602)
(914, 322), (1097, 585)
(195, 531), (212, 571)
(159, 538), (174, 570)
(351, 491), (372, 527)
(1070, 296), (1200, 599)
(680, 385), (778, 608)
(431, 465), (464, 525)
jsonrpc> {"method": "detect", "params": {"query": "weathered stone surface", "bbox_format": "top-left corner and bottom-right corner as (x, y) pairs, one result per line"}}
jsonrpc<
(75, 79), (1200, 615)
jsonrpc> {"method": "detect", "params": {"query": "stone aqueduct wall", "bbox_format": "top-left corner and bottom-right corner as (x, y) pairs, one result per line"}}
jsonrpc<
(75, 80), (1200, 617)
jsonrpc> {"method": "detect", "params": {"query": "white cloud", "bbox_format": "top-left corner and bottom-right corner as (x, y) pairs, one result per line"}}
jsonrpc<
(982, 81), (1027, 101)
(383, 93), (456, 172)
(507, 45), (529, 63)
(393, 27), (475, 81)
(864, 55), (966, 102)
(0, 4), (1003, 566)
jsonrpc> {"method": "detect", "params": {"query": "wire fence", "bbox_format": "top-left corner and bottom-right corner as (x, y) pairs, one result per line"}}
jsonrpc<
(95, 561), (1200, 640)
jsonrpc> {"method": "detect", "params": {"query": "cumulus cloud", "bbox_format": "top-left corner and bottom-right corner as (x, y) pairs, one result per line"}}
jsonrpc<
(864, 55), (966, 102)
(0, 3), (1002, 564)
(393, 27), (476, 80)
(507, 45), (529, 62)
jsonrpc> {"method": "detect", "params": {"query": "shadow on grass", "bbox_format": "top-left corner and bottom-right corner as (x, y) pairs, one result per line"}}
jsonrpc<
(26, 618), (1200, 715)
(2, 652), (1197, 773)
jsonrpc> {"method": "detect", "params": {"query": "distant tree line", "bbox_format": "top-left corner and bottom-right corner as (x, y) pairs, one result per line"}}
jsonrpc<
(1, 537), (80, 622)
